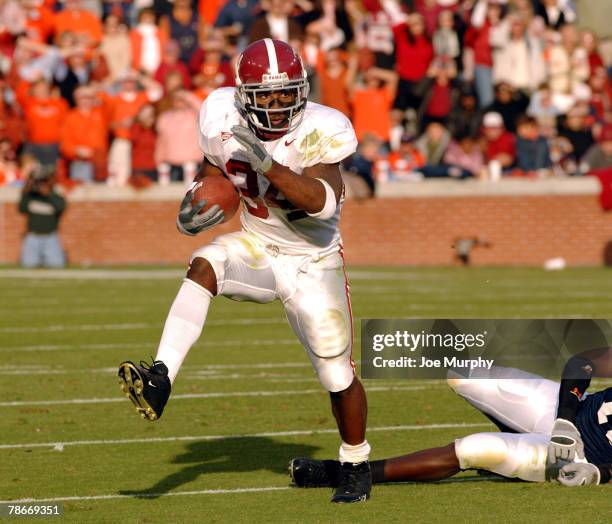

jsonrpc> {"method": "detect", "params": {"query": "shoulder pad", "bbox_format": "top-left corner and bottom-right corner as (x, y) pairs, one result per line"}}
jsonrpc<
(295, 104), (358, 167)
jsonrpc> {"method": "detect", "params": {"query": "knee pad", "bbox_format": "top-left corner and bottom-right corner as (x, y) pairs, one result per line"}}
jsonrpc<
(314, 356), (355, 393)
(191, 244), (228, 285)
(455, 432), (548, 482)
(455, 433), (510, 472)
(301, 305), (350, 360)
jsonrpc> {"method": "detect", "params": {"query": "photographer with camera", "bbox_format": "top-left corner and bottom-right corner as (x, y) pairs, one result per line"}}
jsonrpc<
(18, 164), (67, 268)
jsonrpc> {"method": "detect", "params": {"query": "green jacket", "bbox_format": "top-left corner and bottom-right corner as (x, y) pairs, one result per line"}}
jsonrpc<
(18, 190), (66, 234)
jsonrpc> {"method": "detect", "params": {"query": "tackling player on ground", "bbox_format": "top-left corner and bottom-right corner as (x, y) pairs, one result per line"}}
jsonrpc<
(290, 348), (612, 488)
(117, 39), (372, 503)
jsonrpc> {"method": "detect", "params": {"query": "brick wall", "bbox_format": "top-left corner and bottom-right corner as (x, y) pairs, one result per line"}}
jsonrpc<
(1, 183), (611, 266)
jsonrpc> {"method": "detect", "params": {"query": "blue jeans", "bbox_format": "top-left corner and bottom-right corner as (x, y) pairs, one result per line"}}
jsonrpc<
(474, 65), (494, 109)
(417, 165), (472, 179)
(70, 161), (95, 183)
(21, 233), (66, 268)
(23, 143), (59, 167)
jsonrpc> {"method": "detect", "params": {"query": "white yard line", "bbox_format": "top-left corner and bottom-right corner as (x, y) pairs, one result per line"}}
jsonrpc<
(0, 474), (504, 505)
(0, 269), (186, 280)
(0, 318), (287, 334)
(0, 342), (155, 353)
(0, 486), (291, 504)
(0, 385), (435, 408)
(0, 338), (303, 353)
(0, 422), (489, 451)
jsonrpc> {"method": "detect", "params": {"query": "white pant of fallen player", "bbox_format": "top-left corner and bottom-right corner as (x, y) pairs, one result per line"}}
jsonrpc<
(449, 366), (579, 482)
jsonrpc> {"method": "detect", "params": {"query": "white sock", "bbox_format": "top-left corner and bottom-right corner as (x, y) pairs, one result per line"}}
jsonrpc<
(339, 440), (371, 464)
(155, 278), (212, 384)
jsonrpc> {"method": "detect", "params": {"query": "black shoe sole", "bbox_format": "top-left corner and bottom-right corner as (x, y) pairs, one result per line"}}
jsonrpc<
(331, 493), (370, 504)
(289, 458), (301, 486)
(118, 361), (159, 421)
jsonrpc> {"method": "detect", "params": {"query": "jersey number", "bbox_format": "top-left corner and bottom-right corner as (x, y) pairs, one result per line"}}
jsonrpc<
(597, 401), (612, 444)
(225, 159), (305, 221)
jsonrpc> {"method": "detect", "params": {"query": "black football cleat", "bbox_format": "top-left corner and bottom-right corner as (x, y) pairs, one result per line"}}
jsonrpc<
(118, 360), (171, 421)
(331, 461), (372, 504)
(289, 458), (341, 488)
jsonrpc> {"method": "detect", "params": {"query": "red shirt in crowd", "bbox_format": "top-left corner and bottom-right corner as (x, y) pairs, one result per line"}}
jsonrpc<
(130, 123), (157, 171)
(154, 62), (192, 91)
(464, 23), (493, 67)
(392, 24), (433, 82)
(426, 81), (452, 118)
(485, 132), (516, 162)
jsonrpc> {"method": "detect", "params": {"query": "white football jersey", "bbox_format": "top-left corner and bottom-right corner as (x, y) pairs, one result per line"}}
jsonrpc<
(197, 87), (357, 255)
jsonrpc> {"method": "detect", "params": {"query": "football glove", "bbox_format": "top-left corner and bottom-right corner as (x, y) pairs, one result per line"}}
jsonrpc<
(231, 125), (273, 175)
(547, 418), (585, 463)
(558, 462), (601, 487)
(176, 191), (224, 236)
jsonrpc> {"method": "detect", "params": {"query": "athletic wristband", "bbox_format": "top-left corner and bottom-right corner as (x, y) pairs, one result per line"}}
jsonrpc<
(306, 178), (337, 220)
(597, 464), (612, 484)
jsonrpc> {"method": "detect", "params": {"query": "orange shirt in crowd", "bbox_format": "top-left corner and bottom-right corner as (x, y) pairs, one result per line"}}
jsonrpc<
(199, 0), (226, 25)
(24, 6), (56, 43)
(99, 91), (153, 140)
(191, 87), (212, 102)
(316, 52), (351, 118)
(23, 96), (69, 144)
(53, 8), (103, 45)
(60, 107), (108, 159)
(387, 149), (426, 177)
(129, 27), (168, 73)
(351, 86), (394, 141)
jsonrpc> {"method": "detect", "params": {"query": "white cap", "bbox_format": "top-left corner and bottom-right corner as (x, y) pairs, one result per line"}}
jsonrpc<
(483, 112), (504, 128)
(436, 0), (458, 6)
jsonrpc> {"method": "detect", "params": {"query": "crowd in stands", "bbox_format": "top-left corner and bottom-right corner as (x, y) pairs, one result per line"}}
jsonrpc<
(1, 0), (611, 192)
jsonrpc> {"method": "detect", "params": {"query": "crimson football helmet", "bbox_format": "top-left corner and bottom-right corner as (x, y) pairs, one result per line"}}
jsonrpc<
(235, 38), (309, 136)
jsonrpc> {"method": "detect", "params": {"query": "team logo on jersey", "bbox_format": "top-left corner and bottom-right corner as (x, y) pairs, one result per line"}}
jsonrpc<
(570, 387), (584, 400)
(221, 132), (233, 142)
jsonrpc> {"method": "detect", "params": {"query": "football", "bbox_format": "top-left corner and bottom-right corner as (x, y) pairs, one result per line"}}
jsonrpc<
(191, 175), (241, 223)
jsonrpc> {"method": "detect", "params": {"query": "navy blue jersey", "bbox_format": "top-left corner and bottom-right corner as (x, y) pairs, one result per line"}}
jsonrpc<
(576, 387), (612, 465)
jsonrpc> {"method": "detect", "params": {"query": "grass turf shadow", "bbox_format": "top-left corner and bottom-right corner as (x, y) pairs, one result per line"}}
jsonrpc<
(119, 436), (320, 498)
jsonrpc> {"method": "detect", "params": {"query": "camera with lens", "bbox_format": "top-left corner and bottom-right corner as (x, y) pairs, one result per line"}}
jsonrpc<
(29, 164), (56, 191)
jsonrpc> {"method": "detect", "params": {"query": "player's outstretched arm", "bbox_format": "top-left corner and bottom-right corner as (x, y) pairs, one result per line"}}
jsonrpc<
(548, 347), (612, 465)
(231, 125), (342, 217)
(176, 158), (225, 236)
(548, 352), (597, 464)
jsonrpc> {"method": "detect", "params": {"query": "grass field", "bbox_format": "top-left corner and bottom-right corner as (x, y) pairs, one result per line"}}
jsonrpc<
(0, 267), (611, 523)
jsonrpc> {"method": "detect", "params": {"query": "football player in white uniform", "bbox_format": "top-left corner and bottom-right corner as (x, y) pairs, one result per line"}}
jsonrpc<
(118, 38), (372, 503)
(290, 348), (612, 488)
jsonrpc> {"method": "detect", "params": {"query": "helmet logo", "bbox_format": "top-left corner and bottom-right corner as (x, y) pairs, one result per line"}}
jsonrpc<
(262, 72), (289, 83)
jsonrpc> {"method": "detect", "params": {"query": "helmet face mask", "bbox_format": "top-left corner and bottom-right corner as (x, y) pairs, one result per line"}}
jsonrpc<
(235, 39), (309, 137)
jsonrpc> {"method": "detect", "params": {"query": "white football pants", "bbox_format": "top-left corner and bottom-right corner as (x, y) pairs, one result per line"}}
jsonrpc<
(449, 366), (561, 482)
(191, 230), (355, 392)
